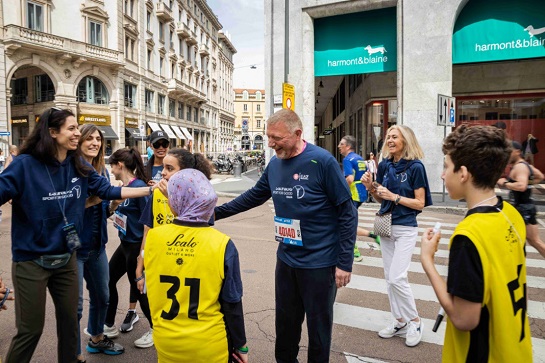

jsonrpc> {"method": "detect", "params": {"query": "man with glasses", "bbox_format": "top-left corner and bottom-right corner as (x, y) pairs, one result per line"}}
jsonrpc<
(145, 131), (170, 185)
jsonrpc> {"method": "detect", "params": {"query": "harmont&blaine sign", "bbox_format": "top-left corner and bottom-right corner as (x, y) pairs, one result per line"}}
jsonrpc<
(453, 0), (545, 64)
(314, 7), (397, 77)
(78, 114), (111, 126)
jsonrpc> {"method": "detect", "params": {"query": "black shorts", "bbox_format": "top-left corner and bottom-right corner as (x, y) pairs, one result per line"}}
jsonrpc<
(515, 203), (537, 225)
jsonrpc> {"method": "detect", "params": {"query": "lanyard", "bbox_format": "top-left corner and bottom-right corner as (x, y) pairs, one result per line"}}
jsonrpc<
(45, 163), (71, 225)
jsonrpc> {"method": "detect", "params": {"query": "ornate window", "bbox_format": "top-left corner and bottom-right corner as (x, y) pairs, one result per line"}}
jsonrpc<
(77, 76), (109, 105)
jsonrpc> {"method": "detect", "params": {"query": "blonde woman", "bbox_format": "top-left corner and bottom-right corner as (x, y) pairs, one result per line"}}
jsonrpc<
(361, 125), (433, 347)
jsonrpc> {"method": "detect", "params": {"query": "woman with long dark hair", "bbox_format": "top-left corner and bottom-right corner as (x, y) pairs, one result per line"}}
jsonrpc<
(76, 124), (124, 361)
(1, 108), (155, 363)
(104, 148), (154, 349)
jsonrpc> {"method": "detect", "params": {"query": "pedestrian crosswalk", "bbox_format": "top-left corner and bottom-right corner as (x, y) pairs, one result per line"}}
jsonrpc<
(336, 207), (545, 362)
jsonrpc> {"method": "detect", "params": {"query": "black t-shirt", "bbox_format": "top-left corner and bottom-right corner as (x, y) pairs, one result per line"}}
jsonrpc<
(447, 234), (484, 303)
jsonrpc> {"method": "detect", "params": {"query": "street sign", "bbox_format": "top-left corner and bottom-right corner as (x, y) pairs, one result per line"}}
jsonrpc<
(282, 83), (295, 110)
(0, 131), (10, 136)
(437, 94), (456, 126)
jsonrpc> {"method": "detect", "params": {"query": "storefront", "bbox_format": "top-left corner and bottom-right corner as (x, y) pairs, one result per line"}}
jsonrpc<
(453, 0), (545, 171)
(125, 117), (143, 149)
(10, 116), (29, 147)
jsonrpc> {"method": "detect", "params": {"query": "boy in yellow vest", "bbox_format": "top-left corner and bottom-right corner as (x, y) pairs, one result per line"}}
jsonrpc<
(421, 125), (532, 362)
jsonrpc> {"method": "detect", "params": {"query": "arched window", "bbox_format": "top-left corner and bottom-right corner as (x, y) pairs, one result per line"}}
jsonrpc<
(256, 91), (262, 100)
(242, 90), (249, 100)
(77, 76), (109, 104)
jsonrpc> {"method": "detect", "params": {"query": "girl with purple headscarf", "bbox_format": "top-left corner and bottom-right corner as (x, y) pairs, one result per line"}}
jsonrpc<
(144, 169), (249, 363)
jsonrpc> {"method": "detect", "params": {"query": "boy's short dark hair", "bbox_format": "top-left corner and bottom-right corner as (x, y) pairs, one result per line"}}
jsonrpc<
(442, 125), (512, 189)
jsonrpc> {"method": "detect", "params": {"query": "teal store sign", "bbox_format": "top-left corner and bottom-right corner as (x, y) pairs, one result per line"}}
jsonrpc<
(314, 8), (397, 77)
(453, 0), (545, 64)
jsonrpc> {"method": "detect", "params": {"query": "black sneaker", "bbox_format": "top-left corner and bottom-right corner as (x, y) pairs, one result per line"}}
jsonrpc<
(86, 336), (125, 355)
(120, 310), (139, 332)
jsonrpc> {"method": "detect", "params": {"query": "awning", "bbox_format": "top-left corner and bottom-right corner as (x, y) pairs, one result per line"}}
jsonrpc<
(147, 121), (162, 132)
(125, 128), (142, 138)
(97, 126), (119, 140)
(171, 126), (186, 140)
(180, 127), (193, 141)
(159, 124), (177, 140)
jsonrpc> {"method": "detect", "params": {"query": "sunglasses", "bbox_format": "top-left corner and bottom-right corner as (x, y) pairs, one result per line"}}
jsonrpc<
(153, 140), (169, 149)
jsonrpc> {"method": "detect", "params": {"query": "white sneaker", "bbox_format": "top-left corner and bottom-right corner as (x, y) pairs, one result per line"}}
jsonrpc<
(405, 320), (424, 347)
(378, 320), (408, 338)
(134, 329), (154, 348)
(103, 324), (120, 339)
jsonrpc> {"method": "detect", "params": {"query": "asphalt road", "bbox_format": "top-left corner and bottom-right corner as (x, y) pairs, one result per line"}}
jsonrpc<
(1, 194), (545, 362)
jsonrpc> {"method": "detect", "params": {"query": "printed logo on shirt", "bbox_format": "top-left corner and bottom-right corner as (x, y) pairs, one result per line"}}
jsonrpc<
(42, 186), (82, 201)
(293, 173), (309, 181)
(293, 185), (305, 199)
(165, 234), (198, 258)
(71, 177), (79, 183)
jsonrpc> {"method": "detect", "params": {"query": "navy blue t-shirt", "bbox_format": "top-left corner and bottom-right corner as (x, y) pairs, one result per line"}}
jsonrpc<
(150, 165), (163, 183)
(215, 143), (357, 271)
(116, 179), (149, 243)
(376, 160), (428, 227)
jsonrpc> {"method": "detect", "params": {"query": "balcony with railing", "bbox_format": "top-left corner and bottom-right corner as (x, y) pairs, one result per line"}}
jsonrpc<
(4, 25), (124, 67)
(167, 78), (207, 104)
(199, 43), (209, 56)
(187, 31), (197, 46)
(176, 22), (191, 38)
(156, 2), (173, 22)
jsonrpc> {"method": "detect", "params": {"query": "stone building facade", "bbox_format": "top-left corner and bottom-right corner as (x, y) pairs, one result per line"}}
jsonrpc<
(233, 88), (265, 151)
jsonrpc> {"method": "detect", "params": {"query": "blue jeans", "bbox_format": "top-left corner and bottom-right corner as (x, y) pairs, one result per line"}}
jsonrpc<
(77, 248), (109, 354)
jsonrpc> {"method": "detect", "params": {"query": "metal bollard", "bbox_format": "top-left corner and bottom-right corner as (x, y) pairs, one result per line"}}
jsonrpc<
(233, 161), (242, 178)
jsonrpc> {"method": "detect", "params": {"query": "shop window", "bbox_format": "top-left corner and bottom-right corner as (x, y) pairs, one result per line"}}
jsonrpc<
(35, 74), (55, 103)
(77, 76), (109, 104)
(145, 89), (154, 112)
(11, 78), (28, 105)
(169, 98), (176, 117)
(27, 1), (43, 31)
(124, 82), (137, 108)
(89, 21), (102, 46)
(158, 95), (165, 115)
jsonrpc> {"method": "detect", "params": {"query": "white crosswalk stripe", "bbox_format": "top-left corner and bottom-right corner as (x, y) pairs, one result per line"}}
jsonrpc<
(340, 209), (545, 362)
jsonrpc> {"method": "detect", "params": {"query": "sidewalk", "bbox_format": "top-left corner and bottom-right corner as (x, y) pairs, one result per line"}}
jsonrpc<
(211, 170), (545, 217)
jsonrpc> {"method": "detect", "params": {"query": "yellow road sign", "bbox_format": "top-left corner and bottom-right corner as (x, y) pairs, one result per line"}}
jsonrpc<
(282, 83), (295, 110)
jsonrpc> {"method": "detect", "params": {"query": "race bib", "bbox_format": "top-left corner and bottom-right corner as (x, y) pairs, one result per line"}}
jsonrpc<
(113, 211), (128, 235)
(274, 216), (303, 246)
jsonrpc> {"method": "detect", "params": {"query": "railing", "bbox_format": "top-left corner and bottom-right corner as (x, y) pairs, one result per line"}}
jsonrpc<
(11, 94), (27, 105)
(4, 25), (123, 64)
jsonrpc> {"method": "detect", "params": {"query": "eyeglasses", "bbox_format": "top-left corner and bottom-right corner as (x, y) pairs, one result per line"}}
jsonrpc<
(153, 140), (169, 149)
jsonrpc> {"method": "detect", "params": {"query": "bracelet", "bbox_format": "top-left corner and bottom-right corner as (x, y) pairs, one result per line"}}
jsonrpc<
(237, 346), (249, 354)
(395, 194), (401, 205)
(134, 275), (145, 282)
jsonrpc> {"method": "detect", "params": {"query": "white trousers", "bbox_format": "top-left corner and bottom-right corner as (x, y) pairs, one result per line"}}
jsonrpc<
(381, 225), (419, 322)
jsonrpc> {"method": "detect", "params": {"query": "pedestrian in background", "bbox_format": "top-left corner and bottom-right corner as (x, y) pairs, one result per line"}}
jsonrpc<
(361, 125), (433, 347)
(145, 169), (248, 363)
(0, 108), (155, 363)
(4, 145), (18, 170)
(215, 109), (357, 362)
(104, 148), (154, 349)
(422, 125), (532, 362)
(338, 135), (381, 262)
(145, 131), (169, 185)
(498, 141), (545, 258)
(366, 152), (377, 202)
(76, 124), (124, 361)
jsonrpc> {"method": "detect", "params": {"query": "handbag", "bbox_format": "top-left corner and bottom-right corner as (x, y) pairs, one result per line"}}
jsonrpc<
(374, 211), (392, 238)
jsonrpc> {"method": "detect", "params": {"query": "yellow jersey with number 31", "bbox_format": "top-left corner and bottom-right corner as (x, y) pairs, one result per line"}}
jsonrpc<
(145, 223), (230, 363)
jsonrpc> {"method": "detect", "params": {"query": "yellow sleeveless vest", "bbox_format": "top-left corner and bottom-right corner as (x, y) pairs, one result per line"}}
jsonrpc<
(145, 223), (231, 363)
(443, 202), (532, 362)
(152, 189), (174, 228)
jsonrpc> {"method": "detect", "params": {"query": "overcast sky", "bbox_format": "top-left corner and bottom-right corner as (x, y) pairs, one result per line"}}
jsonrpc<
(207, 0), (265, 89)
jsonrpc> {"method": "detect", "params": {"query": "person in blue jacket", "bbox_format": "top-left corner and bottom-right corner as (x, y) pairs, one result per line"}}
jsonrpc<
(104, 147), (154, 349)
(215, 109), (357, 363)
(1, 108), (155, 363)
(76, 124), (124, 361)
